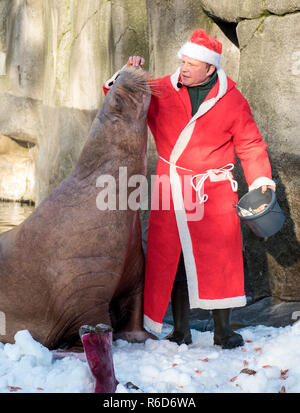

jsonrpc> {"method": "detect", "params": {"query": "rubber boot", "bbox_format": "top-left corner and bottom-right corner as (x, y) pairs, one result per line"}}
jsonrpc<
(212, 308), (244, 349)
(79, 324), (118, 393)
(164, 280), (192, 345)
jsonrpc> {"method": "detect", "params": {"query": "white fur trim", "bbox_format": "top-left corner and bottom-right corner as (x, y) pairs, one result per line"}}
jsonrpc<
(169, 68), (230, 308)
(249, 177), (276, 192)
(178, 42), (221, 68)
(170, 67), (181, 91)
(144, 315), (162, 334)
(189, 295), (247, 310)
(170, 163), (200, 308)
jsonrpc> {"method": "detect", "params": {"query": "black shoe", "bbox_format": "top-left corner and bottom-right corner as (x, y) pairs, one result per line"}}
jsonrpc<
(164, 279), (192, 345)
(164, 329), (192, 345)
(214, 331), (244, 349)
(212, 308), (244, 349)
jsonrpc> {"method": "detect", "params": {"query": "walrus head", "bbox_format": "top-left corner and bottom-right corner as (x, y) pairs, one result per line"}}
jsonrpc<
(74, 66), (152, 179)
(103, 66), (152, 124)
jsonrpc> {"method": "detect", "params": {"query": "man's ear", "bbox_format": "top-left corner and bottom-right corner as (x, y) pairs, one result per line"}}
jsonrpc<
(207, 64), (216, 76)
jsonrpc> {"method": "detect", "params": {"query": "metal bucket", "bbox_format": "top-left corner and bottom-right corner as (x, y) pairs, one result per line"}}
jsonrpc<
(236, 188), (285, 237)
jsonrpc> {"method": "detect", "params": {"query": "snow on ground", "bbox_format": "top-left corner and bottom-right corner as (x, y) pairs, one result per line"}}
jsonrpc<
(0, 321), (300, 393)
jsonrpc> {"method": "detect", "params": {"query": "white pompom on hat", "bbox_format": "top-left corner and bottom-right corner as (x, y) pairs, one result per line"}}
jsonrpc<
(178, 28), (222, 68)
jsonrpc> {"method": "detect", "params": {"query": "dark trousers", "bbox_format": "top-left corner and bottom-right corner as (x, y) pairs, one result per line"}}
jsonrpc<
(174, 251), (187, 283)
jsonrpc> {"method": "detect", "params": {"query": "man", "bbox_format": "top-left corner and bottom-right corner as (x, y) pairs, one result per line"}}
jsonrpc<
(104, 29), (276, 349)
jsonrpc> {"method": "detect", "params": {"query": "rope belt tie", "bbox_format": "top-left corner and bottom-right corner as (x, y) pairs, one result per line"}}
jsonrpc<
(159, 156), (238, 204)
(191, 163), (238, 204)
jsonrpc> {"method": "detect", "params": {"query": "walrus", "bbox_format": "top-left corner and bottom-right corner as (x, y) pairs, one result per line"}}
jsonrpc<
(0, 66), (155, 349)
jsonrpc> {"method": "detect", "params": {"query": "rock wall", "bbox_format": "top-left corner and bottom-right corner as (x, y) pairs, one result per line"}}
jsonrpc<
(236, 12), (300, 301)
(0, 0), (149, 202)
(0, 133), (35, 202)
(199, 1), (300, 301)
(0, 0), (299, 302)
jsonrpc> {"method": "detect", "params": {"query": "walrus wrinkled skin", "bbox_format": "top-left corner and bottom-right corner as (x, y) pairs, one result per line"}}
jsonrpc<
(0, 67), (155, 349)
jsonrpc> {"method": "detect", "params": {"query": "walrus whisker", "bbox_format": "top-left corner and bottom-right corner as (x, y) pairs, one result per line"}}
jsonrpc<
(105, 65), (162, 99)
(114, 66), (161, 97)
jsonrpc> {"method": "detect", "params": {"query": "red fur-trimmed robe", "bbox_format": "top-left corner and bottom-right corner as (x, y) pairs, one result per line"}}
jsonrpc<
(103, 67), (274, 334)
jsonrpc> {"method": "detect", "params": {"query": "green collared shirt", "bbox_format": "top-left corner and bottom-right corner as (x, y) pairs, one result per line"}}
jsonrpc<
(187, 69), (218, 116)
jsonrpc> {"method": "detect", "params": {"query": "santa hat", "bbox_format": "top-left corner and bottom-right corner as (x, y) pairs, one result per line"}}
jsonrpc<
(177, 29), (222, 68)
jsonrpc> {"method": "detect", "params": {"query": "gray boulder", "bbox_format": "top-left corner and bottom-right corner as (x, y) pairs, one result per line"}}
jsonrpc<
(199, 0), (300, 22)
(237, 13), (300, 301)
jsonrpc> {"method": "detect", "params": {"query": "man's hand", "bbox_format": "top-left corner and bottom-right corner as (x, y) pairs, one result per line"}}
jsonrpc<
(261, 185), (276, 193)
(127, 56), (145, 67)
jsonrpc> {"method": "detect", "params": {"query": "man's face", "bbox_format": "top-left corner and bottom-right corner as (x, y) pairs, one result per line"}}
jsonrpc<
(180, 56), (215, 87)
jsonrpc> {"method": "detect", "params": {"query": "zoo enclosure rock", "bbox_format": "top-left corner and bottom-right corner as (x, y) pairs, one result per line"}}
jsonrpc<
(0, 0), (149, 204)
(236, 12), (300, 301)
(198, 0), (300, 22)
